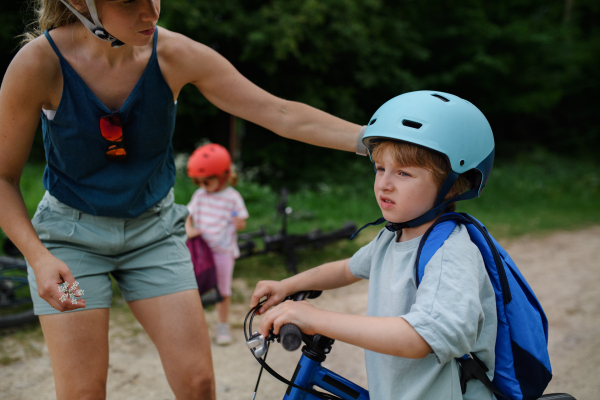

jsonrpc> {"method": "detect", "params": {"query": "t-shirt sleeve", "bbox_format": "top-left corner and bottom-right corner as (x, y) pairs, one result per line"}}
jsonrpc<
(401, 228), (488, 365)
(231, 189), (249, 219)
(348, 229), (387, 279)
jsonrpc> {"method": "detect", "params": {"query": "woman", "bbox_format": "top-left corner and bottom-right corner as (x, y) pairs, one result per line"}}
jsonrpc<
(0, 1), (364, 399)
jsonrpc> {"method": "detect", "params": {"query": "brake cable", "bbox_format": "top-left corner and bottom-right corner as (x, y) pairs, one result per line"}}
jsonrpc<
(244, 303), (344, 400)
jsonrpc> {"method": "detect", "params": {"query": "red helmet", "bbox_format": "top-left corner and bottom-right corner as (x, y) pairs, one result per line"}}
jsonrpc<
(187, 143), (232, 179)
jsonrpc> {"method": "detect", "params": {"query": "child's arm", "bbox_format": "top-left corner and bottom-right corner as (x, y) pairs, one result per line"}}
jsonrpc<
(258, 301), (432, 359)
(185, 215), (201, 239)
(232, 216), (246, 231)
(250, 258), (360, 315)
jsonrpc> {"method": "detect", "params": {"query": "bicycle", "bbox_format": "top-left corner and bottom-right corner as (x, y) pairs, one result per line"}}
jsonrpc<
(237, 188), (357, 274)
(244, 291), (577, 400)
(0, 238), (37, 328)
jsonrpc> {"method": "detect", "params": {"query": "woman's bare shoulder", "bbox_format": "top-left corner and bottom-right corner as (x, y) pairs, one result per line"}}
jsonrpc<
(4, 35), (61, 104)
(156, 27), (229, 83)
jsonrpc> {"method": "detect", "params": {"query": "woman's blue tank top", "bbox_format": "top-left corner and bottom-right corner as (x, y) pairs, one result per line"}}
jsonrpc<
(41, 28), (177, 218)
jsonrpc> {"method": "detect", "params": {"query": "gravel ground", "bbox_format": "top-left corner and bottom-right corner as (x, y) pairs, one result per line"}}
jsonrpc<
(1, 226), (599, 400)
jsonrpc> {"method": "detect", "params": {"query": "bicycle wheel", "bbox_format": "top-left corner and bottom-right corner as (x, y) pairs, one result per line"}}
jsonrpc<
(0, 256), (38, 328)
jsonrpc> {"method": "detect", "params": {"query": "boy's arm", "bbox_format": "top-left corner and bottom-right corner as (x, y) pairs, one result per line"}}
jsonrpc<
(250, 258), (360, 315)
(259, 301), (432, 359)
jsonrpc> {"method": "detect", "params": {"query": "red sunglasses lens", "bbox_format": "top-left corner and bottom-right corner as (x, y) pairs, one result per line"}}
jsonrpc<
(106, 145), (127, 161)
(100, 115), (123, 142)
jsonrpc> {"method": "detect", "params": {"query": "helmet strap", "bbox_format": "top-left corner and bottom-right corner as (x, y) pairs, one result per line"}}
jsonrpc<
(59, 0), (125, 48)
(351, 169), (479, 239)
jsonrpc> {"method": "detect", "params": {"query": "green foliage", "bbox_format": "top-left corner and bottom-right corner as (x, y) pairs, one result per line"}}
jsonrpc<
(0, 0), (599, 188)
(157, 0), (600, 186)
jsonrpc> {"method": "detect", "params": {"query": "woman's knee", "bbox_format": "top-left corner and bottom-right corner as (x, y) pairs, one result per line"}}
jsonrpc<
(175, 368), (215, 400)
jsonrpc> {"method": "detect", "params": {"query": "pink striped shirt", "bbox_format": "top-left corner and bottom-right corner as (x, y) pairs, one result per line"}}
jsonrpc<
(187, 187), (249, 257)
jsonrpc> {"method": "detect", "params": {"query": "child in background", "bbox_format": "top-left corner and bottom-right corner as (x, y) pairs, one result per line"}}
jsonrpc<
(250, 91), (497, 399)
(186, 144), (249, 345)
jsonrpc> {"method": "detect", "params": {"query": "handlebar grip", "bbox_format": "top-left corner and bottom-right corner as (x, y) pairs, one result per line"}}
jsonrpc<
(280, 324), (302, 351)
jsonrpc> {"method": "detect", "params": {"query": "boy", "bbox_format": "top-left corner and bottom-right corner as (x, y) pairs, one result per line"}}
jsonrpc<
(250, 91), (497, 399)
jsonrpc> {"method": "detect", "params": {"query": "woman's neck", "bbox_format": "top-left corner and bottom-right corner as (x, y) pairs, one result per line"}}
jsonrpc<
(71, 23), (136, 67)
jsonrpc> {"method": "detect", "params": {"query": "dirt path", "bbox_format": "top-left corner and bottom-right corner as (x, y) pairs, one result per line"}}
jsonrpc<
(2, 226), (599, 400)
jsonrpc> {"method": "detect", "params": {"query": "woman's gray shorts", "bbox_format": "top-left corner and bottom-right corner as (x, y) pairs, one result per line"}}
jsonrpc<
(26, 189), (198, 315)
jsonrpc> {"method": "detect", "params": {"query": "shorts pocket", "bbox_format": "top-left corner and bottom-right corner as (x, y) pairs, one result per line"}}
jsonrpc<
(31, 198), (50, 226)
(33, 203), (76, 244)
(159, 203), (189, 237)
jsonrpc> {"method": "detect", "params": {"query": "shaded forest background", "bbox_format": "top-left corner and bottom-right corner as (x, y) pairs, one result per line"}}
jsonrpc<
(1, 0), (598, 188)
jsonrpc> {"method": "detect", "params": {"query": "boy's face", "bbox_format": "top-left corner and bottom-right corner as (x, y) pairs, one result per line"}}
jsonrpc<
(373, 147), (439, 224)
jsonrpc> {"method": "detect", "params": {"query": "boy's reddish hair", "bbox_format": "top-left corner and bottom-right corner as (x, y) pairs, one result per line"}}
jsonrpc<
(371, 140), (471, 213)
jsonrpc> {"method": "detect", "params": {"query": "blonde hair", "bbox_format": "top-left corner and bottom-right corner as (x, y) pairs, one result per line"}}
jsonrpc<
(20, 0), (85, 45)
(228, 170), (239, 187)
(371, 140), (471, 213)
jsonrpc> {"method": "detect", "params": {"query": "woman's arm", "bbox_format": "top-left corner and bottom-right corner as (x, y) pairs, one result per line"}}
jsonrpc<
(0, 39), (84, 312)
(249, 258), (361, 314)
(159, 30), (363, 152)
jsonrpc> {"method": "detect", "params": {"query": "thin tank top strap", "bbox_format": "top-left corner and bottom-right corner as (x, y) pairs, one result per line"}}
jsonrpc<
(43, 29), (67, 64)
(151, 27), (159, 60)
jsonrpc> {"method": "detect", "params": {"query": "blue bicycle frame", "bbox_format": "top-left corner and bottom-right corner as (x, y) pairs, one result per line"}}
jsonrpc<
(284, 354), (369, 400)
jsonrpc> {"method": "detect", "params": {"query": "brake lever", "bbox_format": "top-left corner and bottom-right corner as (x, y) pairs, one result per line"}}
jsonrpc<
(247, 332), (268, 358)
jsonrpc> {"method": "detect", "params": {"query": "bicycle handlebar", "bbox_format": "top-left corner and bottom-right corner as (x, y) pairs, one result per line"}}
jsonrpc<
(280, 323), (303, 351)
(278, 290), (323, 351)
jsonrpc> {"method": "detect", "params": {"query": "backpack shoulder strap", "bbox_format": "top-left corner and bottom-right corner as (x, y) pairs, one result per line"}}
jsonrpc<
(415, 212), (467, 287)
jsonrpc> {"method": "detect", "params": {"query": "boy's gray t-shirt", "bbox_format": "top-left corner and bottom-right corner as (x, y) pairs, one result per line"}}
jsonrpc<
(349, 225), (497, 400)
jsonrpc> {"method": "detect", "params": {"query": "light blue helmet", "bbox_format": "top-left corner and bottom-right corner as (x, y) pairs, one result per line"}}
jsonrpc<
(362, 90), (495, 229)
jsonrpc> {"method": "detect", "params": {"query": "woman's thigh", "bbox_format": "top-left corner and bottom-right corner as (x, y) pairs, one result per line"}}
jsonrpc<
(39, 309), (110, 400)
(127, 289), (215, 400)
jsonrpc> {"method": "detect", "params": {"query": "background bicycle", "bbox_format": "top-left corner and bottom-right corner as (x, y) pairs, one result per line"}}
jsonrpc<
(237, 188), (356, 274)
(0, 238), (37, 328)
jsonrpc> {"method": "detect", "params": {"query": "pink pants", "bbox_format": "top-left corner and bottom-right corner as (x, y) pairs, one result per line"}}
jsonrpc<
(212, 252), (235, 297)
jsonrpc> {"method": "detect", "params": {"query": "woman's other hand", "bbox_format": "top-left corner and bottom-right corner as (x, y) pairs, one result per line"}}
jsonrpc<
(33, 254), (85, 312)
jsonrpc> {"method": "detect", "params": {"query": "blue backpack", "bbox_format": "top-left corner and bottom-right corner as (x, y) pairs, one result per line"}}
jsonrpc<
(415, 212), (552, 400)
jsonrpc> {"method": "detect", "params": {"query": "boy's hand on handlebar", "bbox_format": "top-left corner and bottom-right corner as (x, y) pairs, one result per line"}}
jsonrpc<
(34, 254), (86, 312)
(259, 300), (321, 337)
(250, 280), (291, 315)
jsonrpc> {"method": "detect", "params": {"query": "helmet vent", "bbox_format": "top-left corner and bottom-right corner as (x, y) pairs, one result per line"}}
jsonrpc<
(460, 160), (465, 166)
(402, 120), (423, 129)
(431, 94), (449, 102)
(369, 118), (377, 125)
